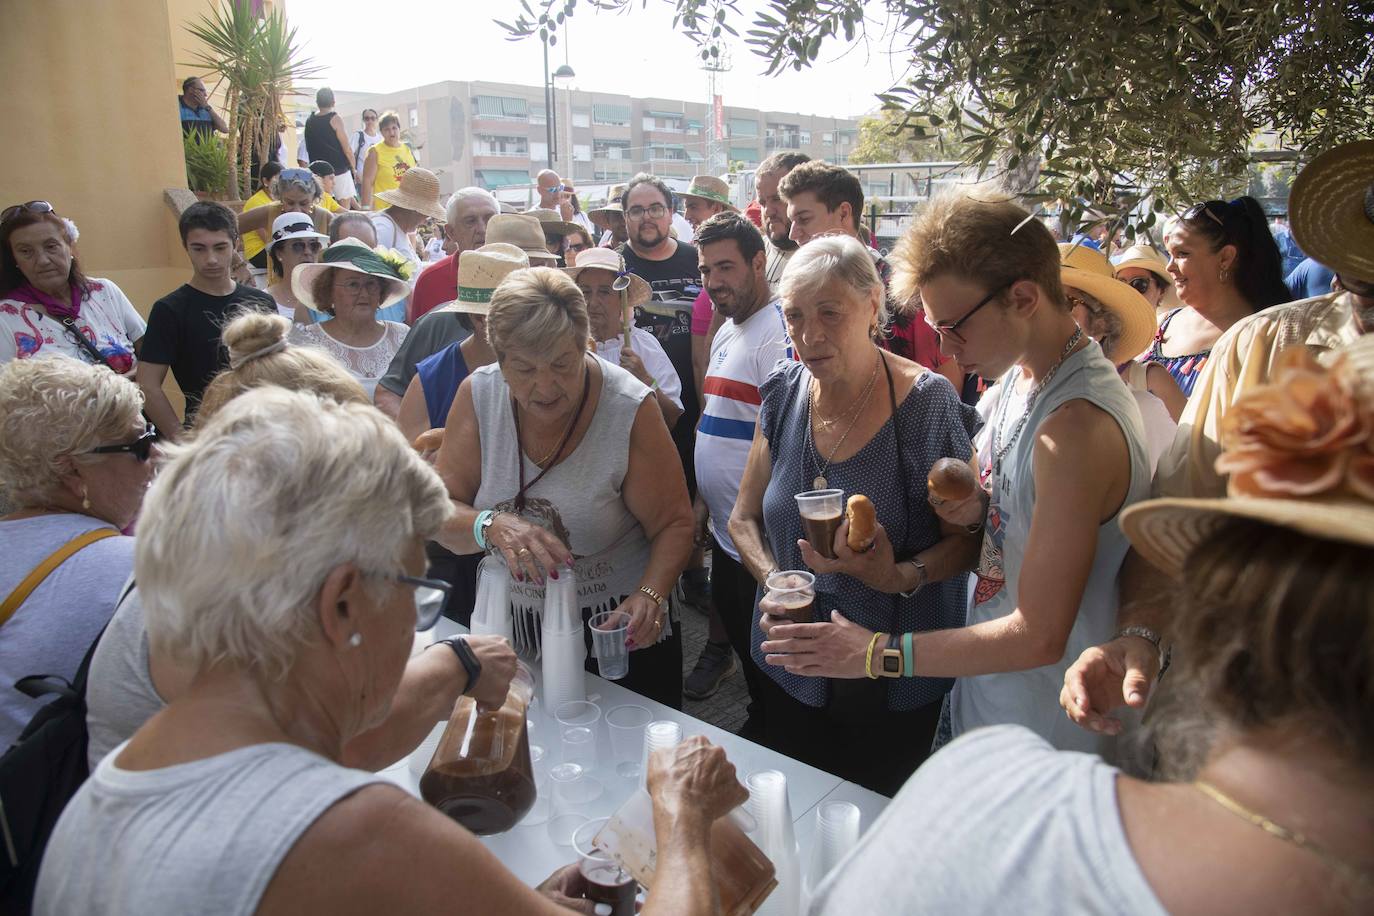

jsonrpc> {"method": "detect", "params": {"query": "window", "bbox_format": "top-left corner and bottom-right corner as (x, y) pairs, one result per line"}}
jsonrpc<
(648, 144), (688, 161)
(728, 118), (759, 138)
(573, 109), (590, 128)
(475, 96), (530, 121)
(729, 147), (759, 166)
(593, 104), (630, 126)
(530, 141), (548, 163)
(573, 144), (591, 162)
(686, 119), (703, 134)
(642, 111), (684, 132)
(822, 132), (834, 144)
(594, 139), (631, 160)
(530, 105), (547, 125)
(474, 135), (529, 157)
(799, 130), (811, 145)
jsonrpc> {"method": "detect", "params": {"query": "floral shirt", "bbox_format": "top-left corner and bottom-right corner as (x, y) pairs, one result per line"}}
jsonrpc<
(0, 279), (146, 376)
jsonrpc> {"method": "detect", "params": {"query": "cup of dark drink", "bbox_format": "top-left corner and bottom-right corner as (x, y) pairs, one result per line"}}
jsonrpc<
(795, 489), (844, 559)
(765, 570), (816, 623)
(575, 818), (638, 916)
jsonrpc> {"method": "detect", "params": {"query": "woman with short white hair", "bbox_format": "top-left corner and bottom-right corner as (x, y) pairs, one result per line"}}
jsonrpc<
(38, 386), (746, 916)
(0, 356), (151, 746)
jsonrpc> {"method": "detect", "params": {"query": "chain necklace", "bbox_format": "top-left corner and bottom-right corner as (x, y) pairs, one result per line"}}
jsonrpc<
(810, 353), (880, 430)
(991, 326), (1084, 475)
(807, 352), (882, 489)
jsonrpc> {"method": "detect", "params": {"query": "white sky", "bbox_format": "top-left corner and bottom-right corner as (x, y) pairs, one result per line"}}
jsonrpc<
(285, 0), (906, 119)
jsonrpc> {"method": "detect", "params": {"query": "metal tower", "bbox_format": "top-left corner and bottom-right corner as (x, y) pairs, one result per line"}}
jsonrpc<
(702, 44), (731, 175)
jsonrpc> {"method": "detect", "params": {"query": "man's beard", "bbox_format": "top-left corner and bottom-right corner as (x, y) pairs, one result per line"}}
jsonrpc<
(634, 224), (665, 249)
(767, 224), (798, 251)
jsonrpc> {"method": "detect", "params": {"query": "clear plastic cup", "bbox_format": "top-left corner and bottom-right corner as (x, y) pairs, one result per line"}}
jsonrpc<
(764, 570), (817, 624)
(575, 817), (637, 916)
(805, 801), (861, 896)
(590, 609), (632, 680)
(639, 720), (682, 787)
(547, 762), (592, 846)
(794, 489), (844, 559)
(562, 725), (597, 767)
(605, 705), (652, 779)
(519, 744), (551, 827)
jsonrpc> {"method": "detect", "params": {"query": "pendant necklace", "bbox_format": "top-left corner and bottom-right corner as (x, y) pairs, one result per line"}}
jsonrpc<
(807, 354), (881, 489)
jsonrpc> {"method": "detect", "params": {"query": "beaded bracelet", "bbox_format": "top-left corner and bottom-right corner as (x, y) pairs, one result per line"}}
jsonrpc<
(864, 631), (885, 679)
(472, 509), (494, 549)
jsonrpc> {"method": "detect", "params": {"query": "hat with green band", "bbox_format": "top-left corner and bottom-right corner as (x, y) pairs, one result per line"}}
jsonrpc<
(437, 243), (530, 316)
(291, 238), (410, 312)
(681, 174), (738, 212)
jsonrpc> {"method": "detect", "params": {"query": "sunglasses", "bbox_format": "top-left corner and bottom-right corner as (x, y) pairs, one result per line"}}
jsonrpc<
(932, 279), (1014, 345)
(86, 425), (160, 463)
(1183, 201), (1227, 228)
(1125, 276), (1153, 295)
(285, 240), (322, 256)
(2, 200), (55, 224)
(279, 168), (314, 184)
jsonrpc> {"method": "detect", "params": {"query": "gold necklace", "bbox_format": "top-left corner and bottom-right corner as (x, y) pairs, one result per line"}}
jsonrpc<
(807, 353), (882, 490)
(809, 351), (880, 430)
(1194, 780), (1374, 887)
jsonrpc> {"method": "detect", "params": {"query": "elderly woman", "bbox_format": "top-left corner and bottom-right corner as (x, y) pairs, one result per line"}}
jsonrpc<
(813, 350), (1374, 914)
(0, 357), (151, 746)
(1, 203), (144, 374)
(39, 386), (747, 916)
(264, 212), (329, 320)
(567, 247), (684, 428)
(236, 168), (332, 259)
(434, 268), (695, 708)
(727, 235), (982, 794)
(1146, 196), (1291, 395)
(288, 238), (410, 399)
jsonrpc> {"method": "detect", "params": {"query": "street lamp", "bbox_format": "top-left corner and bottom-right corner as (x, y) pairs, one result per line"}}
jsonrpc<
(542, 34), (576, 169)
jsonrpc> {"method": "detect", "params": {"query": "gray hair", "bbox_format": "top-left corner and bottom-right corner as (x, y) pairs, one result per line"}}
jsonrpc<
(329, 211), (376, 244)
(0, 357), (145, 505)
(1065, 286), (1124, 360)
(136, 387), (452, 679)
(446, 187), (500, 224)
(486, 268), (590, 360)
(779, 233), (890, 329)
(270, 171), (324, 203)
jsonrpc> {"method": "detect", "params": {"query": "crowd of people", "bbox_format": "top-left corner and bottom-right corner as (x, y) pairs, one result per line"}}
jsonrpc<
(2, 114), (1372, 912)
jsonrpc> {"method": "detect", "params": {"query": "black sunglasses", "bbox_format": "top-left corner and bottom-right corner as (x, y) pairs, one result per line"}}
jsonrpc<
(2, 200), (55, 224)
(86, 426), (160, 463)
(932, 279), (1014, 345)
(1125, 276), (1153, 295)
(1183, 201), (1227, 228)
(279, 168), (315, 184)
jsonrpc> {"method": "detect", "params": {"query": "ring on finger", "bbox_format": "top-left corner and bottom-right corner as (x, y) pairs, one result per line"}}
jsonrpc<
(517, 547), (531, 555)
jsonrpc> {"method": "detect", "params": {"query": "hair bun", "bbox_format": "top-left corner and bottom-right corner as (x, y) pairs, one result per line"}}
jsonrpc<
(222, 311), (291, 368)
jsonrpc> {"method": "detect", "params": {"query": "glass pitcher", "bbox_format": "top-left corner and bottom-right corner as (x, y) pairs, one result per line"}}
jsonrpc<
(419, 660), (537, 835)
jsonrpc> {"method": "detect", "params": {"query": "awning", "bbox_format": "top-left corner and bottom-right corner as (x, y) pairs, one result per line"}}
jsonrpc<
(686, 150), (706, 161)
(475, 96), (527, 119)
(729, 148), (759, 162)
(476, 169), (530, 188)
(686, 119), (703, 130)
(728, 119), (759, 136)
(644, 109), (684, 120)
(594, 104), (631, 122)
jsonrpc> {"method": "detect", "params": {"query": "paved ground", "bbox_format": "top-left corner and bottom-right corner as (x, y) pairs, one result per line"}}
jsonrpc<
(677, 573), (751, 734)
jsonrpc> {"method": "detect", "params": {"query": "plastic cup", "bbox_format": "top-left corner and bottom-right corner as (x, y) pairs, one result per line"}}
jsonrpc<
(765, 570), (817, 623)
(547, 762), (592, 846)
(795, 489), (845, 559)
(562, 725), (597, 767)
(590, 609), (632, 680)
(639, 720), (682, 787)
(520, 744), (551, 826)
(575, 817), (638, 916)
(605, 705), (652, 779)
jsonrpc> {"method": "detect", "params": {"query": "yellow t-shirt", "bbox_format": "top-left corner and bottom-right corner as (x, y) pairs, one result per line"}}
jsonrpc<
(369, 142), (417, 209)
(322, 193), (343, 213)
(241, 189), (273, 260)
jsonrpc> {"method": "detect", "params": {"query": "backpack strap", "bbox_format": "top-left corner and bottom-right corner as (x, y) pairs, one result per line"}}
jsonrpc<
(0, 528), (120, 629)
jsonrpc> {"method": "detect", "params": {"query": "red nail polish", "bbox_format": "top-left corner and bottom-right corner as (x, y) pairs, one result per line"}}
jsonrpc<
(550, 569), (559, 580)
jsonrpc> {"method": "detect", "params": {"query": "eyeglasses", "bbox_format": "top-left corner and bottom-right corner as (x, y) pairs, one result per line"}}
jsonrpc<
(85, 425), (160, 463)
(286, 240), (323, 256)
(1, 201), (54, 224)
(932, 280), (1014, 345)
(1066, 293), (1105, 316)
(626, 204), (668, 221)
(1125, 276), (1152, 295)
(334, 276), (383, 295)
(397, 574), (453, 630)
(1183, 201), (1227, 228)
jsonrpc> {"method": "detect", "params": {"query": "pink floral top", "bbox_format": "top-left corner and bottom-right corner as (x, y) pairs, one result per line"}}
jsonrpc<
(0, 279), (146, 376)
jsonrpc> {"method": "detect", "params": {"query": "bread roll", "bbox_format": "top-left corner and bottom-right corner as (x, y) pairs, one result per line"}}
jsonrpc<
(412, 428), (445, 453)
(928, 457), (977, 502)
(845, 494), (877, 552)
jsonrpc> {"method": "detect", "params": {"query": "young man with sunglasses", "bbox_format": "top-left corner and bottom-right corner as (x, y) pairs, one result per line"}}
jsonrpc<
(136, 202), (276, 440)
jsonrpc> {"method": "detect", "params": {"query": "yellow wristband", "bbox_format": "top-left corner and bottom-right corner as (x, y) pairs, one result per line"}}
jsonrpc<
(864, 631), (885, 680)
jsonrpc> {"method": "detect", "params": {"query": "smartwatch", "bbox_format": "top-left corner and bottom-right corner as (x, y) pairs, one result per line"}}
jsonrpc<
(879, 633), (904, 678)
(437, 636), (482, 695)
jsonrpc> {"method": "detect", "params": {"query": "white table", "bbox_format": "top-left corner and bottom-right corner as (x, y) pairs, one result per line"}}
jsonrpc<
(380, 620), (889, 888)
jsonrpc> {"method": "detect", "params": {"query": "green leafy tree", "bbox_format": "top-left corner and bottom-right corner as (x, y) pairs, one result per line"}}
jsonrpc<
(848, 108), (948, 165)
(499, 0), (1373, 234)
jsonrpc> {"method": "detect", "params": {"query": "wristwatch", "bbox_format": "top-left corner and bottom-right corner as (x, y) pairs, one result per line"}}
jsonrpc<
(437, 636), (482, 695)
(878, 633), (904, 678)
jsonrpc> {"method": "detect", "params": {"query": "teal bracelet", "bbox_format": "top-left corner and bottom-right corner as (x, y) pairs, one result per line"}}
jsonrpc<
(901, 631), (915, 677)
(473, 509), (494, 549)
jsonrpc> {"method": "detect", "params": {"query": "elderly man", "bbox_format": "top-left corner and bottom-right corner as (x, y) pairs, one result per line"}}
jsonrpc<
(408, 188), (501, 323)
(535, 168), (565, 211)
(755, 153), (809, 295)
(178, 76), (227, 138)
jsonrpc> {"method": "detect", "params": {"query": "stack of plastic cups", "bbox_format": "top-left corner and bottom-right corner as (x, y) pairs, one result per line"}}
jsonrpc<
(745, 770), (801, 916)
(541, 572), (587, 711)
(470, 557), (515, 642)
(802, 802), (861, 905)
(638, 720), (682, 789)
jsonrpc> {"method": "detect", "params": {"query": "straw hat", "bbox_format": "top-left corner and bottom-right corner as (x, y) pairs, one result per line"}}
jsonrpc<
(267, 212), (328, 252)
(1289, 140), (1374, 283)
(522, 207), (582, 238)
(588, 184), (627, 233)
(1058, 242), (1158, 363)
(485, 214), (560, 264)
(435, 243), (531, 316)
(562, 247), (651, 307)
(1121, 341), (1374, 580)
(1111, 244), (1181, 310)
(375, 167), (447, 221)
(291, 238), (409, 311)
(681, 175), (737, 212)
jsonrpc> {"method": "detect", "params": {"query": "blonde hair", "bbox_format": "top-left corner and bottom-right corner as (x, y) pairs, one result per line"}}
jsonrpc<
(779, 233), (889, 329)
(890, 189), (1065, 311)
(197, 312), (367, 422)
(0, 356), (145, 505)
(485, 267), (590, 360)
(137, 387), (453, 679)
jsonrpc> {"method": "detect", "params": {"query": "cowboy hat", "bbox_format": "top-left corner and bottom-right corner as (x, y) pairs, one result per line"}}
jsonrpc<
(1112, 244), (1181, 311)
(1059, 242), (1158, 363)
(375, 167), (447, 222)
(562, 247), (652, 308)
(522, 207), (582, 238)
(681, 175), (738, 212)
(267, 212), (329, 252)
(1122, 340), (1374, 579)
(588, 184), (627, 233)
(291, 238), (409, 311)
(485, 214), (560, 264)
(437, 243), (530, 316)
(1289, 140), (1374, 283)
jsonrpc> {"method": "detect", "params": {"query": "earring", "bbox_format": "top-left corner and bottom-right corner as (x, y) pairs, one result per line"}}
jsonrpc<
(80, 485), (91, 512)
(348, 633), (363, 647)
(1219, 268), (1230, 284)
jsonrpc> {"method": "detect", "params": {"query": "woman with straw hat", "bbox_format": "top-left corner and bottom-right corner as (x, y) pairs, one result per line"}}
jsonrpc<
(288, 239), (410, 399)
(1112, 244), (1181, 317)
(813, 346), (1374, 914)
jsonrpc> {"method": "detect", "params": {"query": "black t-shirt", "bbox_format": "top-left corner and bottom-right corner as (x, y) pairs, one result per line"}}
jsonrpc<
(140, 283), (276, 418)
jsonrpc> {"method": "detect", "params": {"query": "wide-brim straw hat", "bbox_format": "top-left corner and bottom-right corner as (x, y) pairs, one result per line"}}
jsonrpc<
(522, 207), (582, 238)
(267, 212), (329, 252)
(1289, 140), (1374, 283)
(291, 238), (409, 311)
(485, 214), (560, 264)
(375, 167), (447, 222)
(1059, 242), (1158, 363)
(440, 243), (530, 316)
(589, 184), (627, 233)
(1112, 244), (1181, 310)
(681, 174), (738, 212)
(562, 247), (651, 307)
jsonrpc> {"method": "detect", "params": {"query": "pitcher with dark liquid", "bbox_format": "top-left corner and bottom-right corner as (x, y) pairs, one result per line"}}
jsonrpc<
(420, 661), (537, 835)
